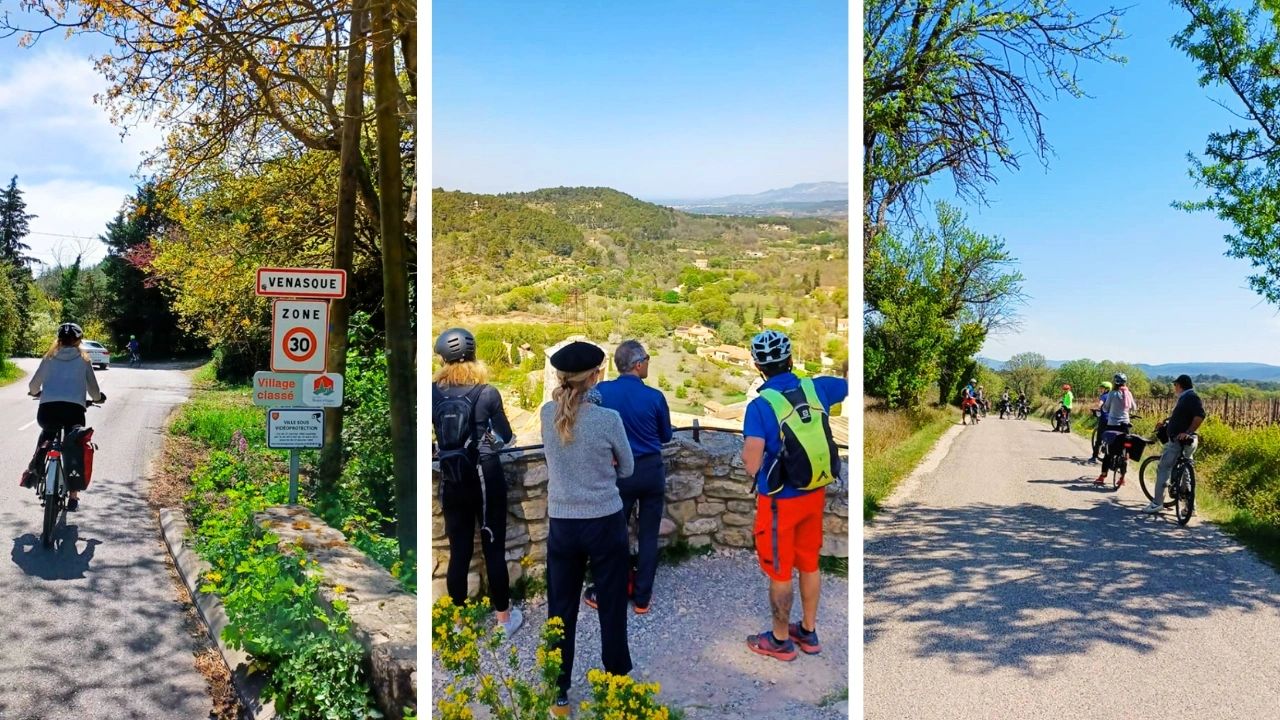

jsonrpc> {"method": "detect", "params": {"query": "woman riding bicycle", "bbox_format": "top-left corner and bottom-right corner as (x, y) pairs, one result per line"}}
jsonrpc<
(22, 323), (106, 511)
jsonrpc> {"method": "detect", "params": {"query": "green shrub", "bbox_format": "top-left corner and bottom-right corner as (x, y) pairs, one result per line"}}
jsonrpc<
(1210, 424), (1280, 525)
(171, 391), (263, 448)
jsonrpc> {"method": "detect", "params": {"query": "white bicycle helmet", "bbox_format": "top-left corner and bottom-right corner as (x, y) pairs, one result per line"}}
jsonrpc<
(750, 329), (792, 364)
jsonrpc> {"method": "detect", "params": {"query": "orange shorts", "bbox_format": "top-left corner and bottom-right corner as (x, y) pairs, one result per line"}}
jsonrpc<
(753, 489), (826, 582)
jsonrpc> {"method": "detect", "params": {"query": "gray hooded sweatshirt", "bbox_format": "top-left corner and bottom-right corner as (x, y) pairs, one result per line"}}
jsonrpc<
(28, 347), (104, 406)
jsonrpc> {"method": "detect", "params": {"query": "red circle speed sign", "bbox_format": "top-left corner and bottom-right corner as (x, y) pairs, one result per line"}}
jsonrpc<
(282, 327), (318, 363)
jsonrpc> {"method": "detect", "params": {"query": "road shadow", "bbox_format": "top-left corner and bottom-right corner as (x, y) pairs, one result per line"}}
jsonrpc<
(10, 525), (102, 580)
(865, 502), (1280, 676)
(1040, 455), (1092, 466)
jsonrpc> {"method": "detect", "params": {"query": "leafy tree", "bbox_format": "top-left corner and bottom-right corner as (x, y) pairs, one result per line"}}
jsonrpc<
(1003, 352), (1051, 397)
(101, 182), (203, 357)
(864, 0), (1125, 249)
(865, 203), (1024, 407)
(1173, 0), (1280, 304)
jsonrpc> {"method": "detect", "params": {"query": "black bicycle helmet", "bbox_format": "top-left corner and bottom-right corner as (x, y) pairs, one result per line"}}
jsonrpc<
(434, 327), (476, 363)
(58, 322), (83, 342)
(1113, 373), (1127, 386)
(750, 329), (792, 364)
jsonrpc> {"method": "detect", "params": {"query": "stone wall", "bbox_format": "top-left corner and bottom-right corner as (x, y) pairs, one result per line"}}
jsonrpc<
(430, 431), (849, 601)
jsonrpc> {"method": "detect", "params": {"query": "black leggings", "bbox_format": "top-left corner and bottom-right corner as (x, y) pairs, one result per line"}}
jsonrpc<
(30, 402), (86, 473)
(441, 454), (511, 612)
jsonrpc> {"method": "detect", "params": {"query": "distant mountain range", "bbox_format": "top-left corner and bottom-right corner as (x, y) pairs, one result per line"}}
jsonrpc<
(978, 357), (1280, 382)
(654, 182), (848, 218)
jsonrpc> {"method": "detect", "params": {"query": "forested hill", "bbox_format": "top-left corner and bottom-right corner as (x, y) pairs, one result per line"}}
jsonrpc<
(432, 186), (847, 316)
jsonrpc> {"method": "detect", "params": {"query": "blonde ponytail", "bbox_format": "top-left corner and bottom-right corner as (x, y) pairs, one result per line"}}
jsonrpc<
(552, 368), (598, 444)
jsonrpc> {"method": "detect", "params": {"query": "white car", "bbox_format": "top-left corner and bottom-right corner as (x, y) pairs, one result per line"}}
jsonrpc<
(82, 340), (110, 369)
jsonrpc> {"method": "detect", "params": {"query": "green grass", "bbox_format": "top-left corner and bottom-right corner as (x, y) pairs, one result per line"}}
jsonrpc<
(657, 538), (714, 565)
(818, 555), (848, 577)
(818, 686), (849, 708)
(170, 380), (264, 448)
(0, 359), (25, 387)
(863, 403), (953, 521)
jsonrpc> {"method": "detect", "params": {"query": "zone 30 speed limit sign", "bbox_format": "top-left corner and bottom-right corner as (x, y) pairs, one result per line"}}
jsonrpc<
(271, 299), (328, 372)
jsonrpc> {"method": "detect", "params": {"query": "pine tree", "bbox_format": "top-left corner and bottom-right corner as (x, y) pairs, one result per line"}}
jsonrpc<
(0, 176), (36, 353)
(58, 255), (84, 323)
(101, 182), (200, 356)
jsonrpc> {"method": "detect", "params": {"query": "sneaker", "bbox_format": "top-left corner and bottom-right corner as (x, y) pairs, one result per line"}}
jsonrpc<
(66, 497), (79, 512)
(746, 630), (797, 661)
(1093, 475), (1106, 486)
(788, 622), (821, 654)
(583, 586), (598, 610)
(19, 469), (34, 488)
(1115, 475), (1125, 488)
(633, 602), (650, 615)
(1141, 502), (1163, 514)
(496, 605), (524, 639)
(551, 692), (571, 717)
(1087, 456), (1098, 464)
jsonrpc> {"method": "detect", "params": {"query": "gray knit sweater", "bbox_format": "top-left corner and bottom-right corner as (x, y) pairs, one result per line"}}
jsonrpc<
(540, 401), (634, 519)
(29, 347), (104, 406)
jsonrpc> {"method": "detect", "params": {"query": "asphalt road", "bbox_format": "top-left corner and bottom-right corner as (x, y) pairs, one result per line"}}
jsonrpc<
(865, 414), (1280, 720)
(0, 359), (210, 719)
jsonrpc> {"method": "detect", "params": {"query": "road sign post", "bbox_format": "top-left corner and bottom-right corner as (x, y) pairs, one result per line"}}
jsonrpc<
(271, 299), (329, 373)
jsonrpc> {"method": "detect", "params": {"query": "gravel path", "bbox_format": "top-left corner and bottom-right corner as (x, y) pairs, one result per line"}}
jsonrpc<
(433, 550), (849, 718)
(865, 415), (1280, 720)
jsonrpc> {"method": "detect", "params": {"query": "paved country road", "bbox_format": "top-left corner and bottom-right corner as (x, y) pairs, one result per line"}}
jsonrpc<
(865, 415), (1280, 720)
(0, 359), (210, 719)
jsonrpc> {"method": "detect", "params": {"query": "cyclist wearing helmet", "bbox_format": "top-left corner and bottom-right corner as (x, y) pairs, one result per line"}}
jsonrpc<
(23, 323), (106, 511)
(431, 328), (522, 638)
(1089, 381), (1113, 463)
(1095, 373), (1138, 485)
(742, 329), (847, 662)
(127, 335), (140, 364)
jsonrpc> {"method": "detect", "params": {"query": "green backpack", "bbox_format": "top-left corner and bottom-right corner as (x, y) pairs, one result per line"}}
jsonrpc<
(760, 378), (840, 495)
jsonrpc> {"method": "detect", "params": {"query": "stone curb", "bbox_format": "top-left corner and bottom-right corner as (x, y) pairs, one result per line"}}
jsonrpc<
(160, 507), (276, 720)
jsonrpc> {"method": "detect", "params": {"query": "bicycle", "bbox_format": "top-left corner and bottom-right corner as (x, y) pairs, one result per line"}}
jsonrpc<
(1089, 409), (1107, 457)
(1053, 406), (1072, 433)
(1095, 420), (1145, 491)
(999, 399), (1011, 419)
(962, 399), (980, 425)
(29, 398), (99, 548)
(1138, 432), (1198, 526)
(128, 350), (141, 368)
(1016, 400), (1029, 420)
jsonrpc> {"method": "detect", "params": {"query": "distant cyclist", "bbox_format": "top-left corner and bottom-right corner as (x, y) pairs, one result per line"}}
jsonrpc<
(22, 323), (106, 511)
(999, 389), (1010, 417)
(1060, 384), (1074, 422)
(1144, 375), (1205, 513)
(1089, 381), (1113, 463)
(127, 335), (140, 365)
(1094, 374), (1137, 485)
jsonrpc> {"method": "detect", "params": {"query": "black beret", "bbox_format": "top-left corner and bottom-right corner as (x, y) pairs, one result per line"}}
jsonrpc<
(550, 341), (605, 372)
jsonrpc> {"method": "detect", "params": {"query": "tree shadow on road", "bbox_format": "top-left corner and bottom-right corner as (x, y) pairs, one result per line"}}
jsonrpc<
(865, 501), (1280, 677)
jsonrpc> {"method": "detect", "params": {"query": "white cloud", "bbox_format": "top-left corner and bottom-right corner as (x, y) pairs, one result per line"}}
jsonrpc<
(0, 48), (166, 183)
(21, 179), (133, 268)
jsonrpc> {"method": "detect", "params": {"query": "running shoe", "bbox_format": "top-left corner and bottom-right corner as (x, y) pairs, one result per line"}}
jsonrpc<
(746, 630), (797, 661)
(551, 691), (571, 717)
(788, 622), (821, 654)
(583, 586), (598, 610)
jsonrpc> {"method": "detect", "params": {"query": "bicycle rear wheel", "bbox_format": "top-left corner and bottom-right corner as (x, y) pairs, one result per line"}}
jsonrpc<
(1175, 462), (1196, 526)
(1138, 456), (1156, 503)
(40, 461), (61, 548)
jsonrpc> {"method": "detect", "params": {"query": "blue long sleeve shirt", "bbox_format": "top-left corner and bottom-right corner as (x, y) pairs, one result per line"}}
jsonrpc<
(595, 374), (673, 458)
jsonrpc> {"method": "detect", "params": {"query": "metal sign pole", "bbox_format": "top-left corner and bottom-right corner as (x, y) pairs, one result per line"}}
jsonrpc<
(289, 449), (300, 505)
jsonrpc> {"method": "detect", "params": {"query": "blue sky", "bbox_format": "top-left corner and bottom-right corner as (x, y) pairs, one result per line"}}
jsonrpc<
(928, 1), (1280, 365)
(432, 0), (848, 199)
(0, 32), (160, 268)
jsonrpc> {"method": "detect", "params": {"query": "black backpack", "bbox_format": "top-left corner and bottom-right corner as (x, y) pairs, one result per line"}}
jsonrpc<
(433, 384), (484, 484)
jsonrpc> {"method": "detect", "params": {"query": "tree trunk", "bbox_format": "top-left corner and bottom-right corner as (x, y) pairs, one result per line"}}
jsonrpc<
(317, 0), (369, 516)
(371, 0), (416, 563)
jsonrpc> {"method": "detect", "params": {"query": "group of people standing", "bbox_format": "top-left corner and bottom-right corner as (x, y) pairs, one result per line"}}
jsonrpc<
(432, 327), (846, 716)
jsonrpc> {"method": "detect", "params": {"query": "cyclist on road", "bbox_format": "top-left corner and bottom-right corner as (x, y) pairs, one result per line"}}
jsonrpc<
(1095, 374), (1137, 485)
(1089, 381), (1113, 463)
(22, 323), (106, 511)
(1145, 374), (1205, 513)
(1060, 384), (1074, 420)
(127, 335), (140, 364)
(1000, 389), (1010, 416)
